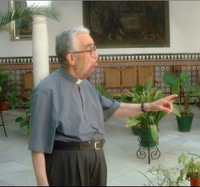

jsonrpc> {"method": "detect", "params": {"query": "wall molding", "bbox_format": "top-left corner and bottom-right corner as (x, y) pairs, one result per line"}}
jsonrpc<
(1, 53), (200, 64)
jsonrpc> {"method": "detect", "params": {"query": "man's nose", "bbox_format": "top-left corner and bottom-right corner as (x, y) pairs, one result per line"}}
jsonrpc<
(93, 50), (98, 58)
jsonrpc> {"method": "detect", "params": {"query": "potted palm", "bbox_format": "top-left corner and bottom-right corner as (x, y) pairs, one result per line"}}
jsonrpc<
(0, 4), (61, 110)
(163, 71), (200, 132)
(178, 153), (200, 186)
(115, 77), (180, 147)
(0, 3), (61, 31)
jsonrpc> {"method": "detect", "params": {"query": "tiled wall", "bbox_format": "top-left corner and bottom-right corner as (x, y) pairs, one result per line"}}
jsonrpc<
(0, 53), (200, 102)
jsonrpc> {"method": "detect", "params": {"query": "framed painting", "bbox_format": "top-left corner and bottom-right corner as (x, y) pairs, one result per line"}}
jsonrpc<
(83, 1), (170, 48)
(9, 1), (32, 41)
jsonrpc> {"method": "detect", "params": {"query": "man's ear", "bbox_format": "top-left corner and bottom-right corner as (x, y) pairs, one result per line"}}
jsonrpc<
(66, 53), (75, 65)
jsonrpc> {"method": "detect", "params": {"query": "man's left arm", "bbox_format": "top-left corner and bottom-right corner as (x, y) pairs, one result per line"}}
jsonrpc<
(113, 94), (178, 117)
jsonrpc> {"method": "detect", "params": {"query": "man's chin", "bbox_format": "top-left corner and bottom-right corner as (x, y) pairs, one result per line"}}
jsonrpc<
(79, 63), (98, 79)
(92, 62), (98, 71)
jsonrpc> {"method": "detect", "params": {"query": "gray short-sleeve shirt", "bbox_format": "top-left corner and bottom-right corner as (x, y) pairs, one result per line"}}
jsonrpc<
(28, 66), (120, 153)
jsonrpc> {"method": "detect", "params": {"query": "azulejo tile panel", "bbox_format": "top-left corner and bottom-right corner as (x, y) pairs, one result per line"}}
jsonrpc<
(0, 54), (200, 103)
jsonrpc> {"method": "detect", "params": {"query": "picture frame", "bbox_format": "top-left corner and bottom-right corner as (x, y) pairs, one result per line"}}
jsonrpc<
(83, 1), (170, 48)
(9, 1), (32, 41)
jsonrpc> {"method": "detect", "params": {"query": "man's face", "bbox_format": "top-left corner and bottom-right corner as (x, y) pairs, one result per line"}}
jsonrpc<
(73, 33), (98, 80)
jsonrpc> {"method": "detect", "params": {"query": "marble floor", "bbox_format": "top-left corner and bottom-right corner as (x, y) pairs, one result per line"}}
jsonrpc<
(0, 105), (200, 186)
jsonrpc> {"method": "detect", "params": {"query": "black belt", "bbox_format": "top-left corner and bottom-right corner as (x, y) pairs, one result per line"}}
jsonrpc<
(53, 139), (105, 150)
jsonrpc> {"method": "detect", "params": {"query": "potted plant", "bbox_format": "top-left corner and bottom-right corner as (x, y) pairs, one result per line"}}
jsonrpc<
(15, 94), (31, 137)
(137, 165), (186, 186)
(95, 83), (113, 99)
(163, 71), (200, 132)
(4, 90), (22, 109)
(178, 153), (200, 186)
(115, 77), (180, 147)
(0, 67), (14, 111)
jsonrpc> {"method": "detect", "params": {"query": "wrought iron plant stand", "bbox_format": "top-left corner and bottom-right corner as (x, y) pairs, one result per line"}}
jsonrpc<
(0, 110), (8, 137)
(136, 137), (161, 164)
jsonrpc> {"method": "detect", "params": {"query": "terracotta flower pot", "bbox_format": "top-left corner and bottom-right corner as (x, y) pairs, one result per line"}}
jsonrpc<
(0, 101), (8, 111)
(190, 177), (200, 186)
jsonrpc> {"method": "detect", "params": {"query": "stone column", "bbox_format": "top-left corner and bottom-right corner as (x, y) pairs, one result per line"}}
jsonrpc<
(32, 15), (49, 87)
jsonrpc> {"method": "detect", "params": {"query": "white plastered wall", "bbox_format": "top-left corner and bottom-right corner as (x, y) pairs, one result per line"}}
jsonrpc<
(0, 1), (200, 57)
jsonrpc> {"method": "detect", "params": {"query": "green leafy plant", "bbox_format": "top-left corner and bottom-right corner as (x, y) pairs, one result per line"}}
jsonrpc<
(115, 77), (180, 143)
(4, 90), (22, 109)
(137, 165), (185, 186)
(163, 71), (200, 115)
(95, 83), (113, 99)
(15, 89), (33, 137)
(0, 67), (14, 102)
(178, 153), (200, 182)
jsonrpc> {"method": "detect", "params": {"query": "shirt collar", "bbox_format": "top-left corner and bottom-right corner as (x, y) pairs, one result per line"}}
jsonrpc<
(58, 66), (83, 84)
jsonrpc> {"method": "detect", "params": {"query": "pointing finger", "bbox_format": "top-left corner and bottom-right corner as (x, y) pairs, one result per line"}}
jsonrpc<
(165, 94), (178, 101)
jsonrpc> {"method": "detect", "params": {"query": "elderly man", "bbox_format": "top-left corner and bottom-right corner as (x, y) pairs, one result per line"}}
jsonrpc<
(29, 26), (177, 186)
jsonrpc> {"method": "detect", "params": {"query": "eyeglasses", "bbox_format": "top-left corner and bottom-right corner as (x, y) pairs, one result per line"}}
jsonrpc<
(71, 46), (96, 57)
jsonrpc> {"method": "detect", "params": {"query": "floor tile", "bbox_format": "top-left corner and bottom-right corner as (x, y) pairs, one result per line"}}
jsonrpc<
(0, 106), (199, 186)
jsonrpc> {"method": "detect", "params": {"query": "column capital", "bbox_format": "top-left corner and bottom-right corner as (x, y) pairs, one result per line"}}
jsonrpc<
(32, 15), (47, 24)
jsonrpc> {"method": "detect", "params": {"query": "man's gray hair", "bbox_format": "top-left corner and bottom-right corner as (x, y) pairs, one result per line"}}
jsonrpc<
(55, 26), (90, 67)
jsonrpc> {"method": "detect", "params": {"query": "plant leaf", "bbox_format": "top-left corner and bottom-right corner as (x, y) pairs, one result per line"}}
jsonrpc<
(192, 91), (200, 97)
(150, 124), (159, 143)
(15, 117), (23, 122)
(180, 71), (189, 81)
(103, 92), (113, 99)
(163, 72), (178, 86)
(172, 105), (181, 117)
(0, 4), (61, 29)
(154, 90), (163, 100)
(95, 84), (103, 95)
(144, 77), (153, 91)
(171, 78), (180, 94)
(114, 94), (122, 99)
(20, 121), (28, 128)
(126, 119), (140, 127)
